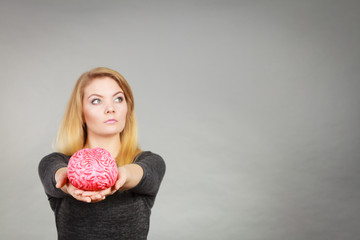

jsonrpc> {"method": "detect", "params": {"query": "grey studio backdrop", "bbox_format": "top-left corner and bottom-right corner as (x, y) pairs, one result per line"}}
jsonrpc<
(0, 0), (359, 239)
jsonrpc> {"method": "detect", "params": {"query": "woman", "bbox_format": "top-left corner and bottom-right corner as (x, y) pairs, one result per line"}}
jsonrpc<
(38, 67), (166, 240)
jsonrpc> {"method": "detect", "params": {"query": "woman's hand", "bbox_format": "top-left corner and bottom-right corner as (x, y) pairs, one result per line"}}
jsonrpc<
(89, 164), (143, 200)
(81, 167), (128, 202)
(55, 167), (103, 203)
(55, 164), (142, 203)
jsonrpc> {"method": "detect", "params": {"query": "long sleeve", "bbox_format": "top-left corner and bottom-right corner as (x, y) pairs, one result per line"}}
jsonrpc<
(38, 152), (69, 198)
(131, 151), (166, 197)
(39, 151), (165, 239)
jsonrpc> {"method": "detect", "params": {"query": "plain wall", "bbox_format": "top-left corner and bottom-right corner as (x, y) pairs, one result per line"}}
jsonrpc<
(0, 0), (360, 239)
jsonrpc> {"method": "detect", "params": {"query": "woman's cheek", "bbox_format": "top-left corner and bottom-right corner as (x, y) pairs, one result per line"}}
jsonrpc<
(84, 108), (100, 127)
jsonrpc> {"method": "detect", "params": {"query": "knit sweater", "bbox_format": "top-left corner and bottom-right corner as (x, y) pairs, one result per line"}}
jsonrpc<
(38, 151), (165, 240)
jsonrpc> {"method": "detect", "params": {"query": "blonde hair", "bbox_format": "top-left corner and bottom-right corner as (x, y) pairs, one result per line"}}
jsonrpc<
(55, 67), (141, 166)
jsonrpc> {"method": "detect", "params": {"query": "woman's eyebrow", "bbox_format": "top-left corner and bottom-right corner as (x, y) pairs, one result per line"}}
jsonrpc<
(88, 91), (124, 99)
(113, 91), (124, 96)
(88, 94), (103, 99)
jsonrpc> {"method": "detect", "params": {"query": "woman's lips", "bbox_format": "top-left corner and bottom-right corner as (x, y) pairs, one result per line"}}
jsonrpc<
(104, 119), (118, 124)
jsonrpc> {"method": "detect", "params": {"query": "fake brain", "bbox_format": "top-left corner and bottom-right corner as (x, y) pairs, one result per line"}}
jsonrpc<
(67, 148), (118, 191)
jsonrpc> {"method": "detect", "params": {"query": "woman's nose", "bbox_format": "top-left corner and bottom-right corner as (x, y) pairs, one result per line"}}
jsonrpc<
(105, 103), (115, 113)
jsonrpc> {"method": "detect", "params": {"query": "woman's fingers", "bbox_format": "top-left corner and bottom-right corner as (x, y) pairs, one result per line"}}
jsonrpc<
(81, 191), (99, 197)
(96, 188), (113, 199)
(55, 168), (68, 189)
(115, 167), (127, 190)
(80, 190), (106, 202)
(74, 189), (84, 195)
(66, 183), (92, 203)
(67, 182), (122, 203)
(78, 196), (92, 203)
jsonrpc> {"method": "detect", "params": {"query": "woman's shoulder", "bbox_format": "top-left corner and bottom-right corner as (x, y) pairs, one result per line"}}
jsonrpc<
(38, 152), (70, 173)
(41, 152), (70, 162)
(134, 151), (166, 171)
(135, 151), (164, 161)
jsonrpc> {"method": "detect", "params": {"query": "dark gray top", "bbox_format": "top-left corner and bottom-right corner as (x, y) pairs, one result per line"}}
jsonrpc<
(38, 151), (166, 240)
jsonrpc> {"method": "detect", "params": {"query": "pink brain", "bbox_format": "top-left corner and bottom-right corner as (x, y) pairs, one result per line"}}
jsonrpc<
(67, 148), (118, 191)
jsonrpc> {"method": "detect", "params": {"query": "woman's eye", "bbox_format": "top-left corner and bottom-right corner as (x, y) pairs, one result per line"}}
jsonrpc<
(91, 99), (101, 104)
(115, 97), (123, 103)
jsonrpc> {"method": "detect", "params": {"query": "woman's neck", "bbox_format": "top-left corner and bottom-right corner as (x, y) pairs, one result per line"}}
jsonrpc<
(84, 134), (121, 158)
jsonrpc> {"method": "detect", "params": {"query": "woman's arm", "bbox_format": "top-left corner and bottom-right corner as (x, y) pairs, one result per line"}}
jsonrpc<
(81, 152), (165, 202)
(38, 153), (103, 202)
(38, 153), (69, 198)
(81, 163), (144, 201)
(55, 167), (103, 203)
(130, 151), (166, 196)
(118, 163), (144, 190)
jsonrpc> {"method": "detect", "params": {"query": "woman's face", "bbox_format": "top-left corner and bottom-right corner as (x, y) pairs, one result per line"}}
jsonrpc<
(82, 77), (128, 139)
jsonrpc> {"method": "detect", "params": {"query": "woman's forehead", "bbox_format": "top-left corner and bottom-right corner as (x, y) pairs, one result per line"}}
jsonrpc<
(84, 77), (123, 96)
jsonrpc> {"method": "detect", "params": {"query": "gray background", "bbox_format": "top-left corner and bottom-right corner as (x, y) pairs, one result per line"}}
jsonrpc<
(0, 0), (359, 239)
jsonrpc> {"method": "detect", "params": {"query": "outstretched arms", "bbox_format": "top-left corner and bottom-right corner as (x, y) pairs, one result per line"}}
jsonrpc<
(39, 151), (165, 203)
